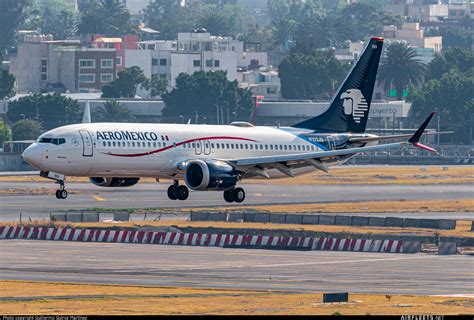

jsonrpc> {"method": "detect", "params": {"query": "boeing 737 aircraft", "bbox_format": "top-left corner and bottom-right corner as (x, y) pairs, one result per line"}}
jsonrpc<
(21, 37), (440, 203)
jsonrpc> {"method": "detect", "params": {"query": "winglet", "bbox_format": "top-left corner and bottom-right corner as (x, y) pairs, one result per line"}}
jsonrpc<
(408, 112), (438, 153)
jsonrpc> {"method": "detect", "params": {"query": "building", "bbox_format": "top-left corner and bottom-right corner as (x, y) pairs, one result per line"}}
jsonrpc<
(238, 68), (281, 100)
(383, 23), (442, 53)
(91, 35), (139, 72)
(124, 31), (267, 95)
(407, 3), (449, 22)
(10, 36), (118, 94)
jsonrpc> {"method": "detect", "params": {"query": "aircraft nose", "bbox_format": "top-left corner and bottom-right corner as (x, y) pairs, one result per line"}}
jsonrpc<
(22, 144), (43, 169)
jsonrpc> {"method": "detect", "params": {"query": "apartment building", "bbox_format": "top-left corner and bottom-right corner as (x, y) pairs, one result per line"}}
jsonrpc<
(10, 36), (117, 94)
(383, 23), (442, 53)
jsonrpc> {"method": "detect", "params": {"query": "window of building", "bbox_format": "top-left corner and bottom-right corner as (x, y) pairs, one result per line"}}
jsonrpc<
(79, 74), (95, 83)
(41, 66), (47, 73)
(101, 59), (113, 68)
(152, 58), (158, 66)
(41, 59), (47, 66)
(214, 60), (220, 67)
(115, 57), (122, 66)
(193, 60), (201, 67)
(160, 58), (167, 66)
(206, 59), (213, 67)
(79, 59), (95, 68)
(41, 74), (47, 81)
(100, 73), (113, 83)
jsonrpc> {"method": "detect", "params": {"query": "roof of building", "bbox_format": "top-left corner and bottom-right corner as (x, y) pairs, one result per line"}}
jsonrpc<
(94, 37), (122, 43)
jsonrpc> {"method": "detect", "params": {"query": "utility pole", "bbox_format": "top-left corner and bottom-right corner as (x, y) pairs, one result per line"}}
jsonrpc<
(216, 105), (220, 125)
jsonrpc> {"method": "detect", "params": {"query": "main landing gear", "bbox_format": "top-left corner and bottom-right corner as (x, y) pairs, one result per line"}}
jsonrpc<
(55, 180), (68, 199)
(167, 181), (189, 201)
(223, 187), (245, 203)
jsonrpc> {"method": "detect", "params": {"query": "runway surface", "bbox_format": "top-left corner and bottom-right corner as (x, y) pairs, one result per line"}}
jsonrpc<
(1, 181), (473, 220)
(1, 240), (473, 295)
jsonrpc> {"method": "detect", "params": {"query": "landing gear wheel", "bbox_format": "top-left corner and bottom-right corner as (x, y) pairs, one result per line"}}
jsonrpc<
(233, 187), (245, 203)
(167, 185), (178, 200)
(59, 189), (68, 199)
(223, 189), (234, 203)
(176, 185), (189, 201)
(55, 190), (61, 199)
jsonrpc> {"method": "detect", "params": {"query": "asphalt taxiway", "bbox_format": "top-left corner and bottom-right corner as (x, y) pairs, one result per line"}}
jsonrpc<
(0, 240), (472, 295)
(1, 181), (473, 219)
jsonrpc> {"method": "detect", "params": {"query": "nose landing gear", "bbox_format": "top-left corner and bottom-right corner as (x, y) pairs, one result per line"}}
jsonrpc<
(167, 181), (189, 201)
(55, 180), (68, 199)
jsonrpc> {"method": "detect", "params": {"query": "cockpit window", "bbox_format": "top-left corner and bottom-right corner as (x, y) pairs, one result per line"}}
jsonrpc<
(38, 137), (66, 145)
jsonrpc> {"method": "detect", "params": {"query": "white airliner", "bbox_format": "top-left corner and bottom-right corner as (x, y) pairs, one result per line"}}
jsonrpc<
(21, 37), (440, 203)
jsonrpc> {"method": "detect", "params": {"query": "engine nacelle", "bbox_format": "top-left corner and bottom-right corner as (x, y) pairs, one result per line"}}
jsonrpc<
(184, 160), (240, 191)
(89, 177), (140, 187)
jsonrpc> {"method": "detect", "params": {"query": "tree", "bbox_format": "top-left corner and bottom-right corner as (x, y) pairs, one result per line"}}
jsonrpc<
(410, 70), (473, 144)
(0, 0), (31, 59)
(293, 14), (352, 53)
(426, 48), (474, 81)
(77, 0), (134, 36)
(149, 75), (168, 98)
(271, 18), (296, 50)
(0, 69), (16, 99)
(0, 120), (12, 145)
(278, 50), (348, 100)
(378, 41), (427, 100)
(440, 27), (472, 50)
(162, 71), (254, 123)
(101, 66), (148, 98)
(196, 11), (236, 37)
(142, 0), (192, 40)
(6, 93), (80, 130)
(93, 100), (135, 122)
(11, 119), (43, 140)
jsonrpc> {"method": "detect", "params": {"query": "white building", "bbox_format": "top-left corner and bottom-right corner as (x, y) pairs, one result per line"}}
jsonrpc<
(124, 31), (267, 96)
(383, 23), (442, 53)
(238, 68), (281, 100)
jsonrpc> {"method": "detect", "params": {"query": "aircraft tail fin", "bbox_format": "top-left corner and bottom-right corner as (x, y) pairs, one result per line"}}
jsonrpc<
(293, 37), (384, 133)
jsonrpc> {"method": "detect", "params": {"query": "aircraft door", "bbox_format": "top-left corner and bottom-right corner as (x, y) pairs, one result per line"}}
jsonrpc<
(79, 130), (93, 157)
(327, 136), (336, 150)
(203, 140), (211, 155)
(195, 141), (202, 155)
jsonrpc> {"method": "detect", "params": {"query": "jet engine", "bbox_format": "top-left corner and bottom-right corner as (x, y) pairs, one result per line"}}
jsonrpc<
(89, 177), (140, 187)
(184, 160), (240, 191)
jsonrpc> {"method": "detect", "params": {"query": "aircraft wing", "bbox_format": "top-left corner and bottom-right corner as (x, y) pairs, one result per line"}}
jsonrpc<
(349, 131), (453, 143)
(227, 112), (438, 176)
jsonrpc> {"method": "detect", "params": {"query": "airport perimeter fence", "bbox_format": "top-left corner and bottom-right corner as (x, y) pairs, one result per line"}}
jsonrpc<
(190, 211), (460, 231)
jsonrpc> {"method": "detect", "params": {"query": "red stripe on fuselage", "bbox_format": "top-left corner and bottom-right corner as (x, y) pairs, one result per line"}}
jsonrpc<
(102, 136), (257, 158)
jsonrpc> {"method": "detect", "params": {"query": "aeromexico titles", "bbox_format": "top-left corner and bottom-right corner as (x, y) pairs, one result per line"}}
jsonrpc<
(21, 37), (441, 203)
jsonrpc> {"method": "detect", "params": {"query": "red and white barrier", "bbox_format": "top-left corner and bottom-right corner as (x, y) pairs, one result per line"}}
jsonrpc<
(0, 226), (411, 253)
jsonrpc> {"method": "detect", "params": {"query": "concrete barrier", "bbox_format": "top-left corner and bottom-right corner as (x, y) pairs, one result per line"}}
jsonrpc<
(385, 217), (404, 228)
(335, 216), (352, 226)
(190, 212), (209, 221)
(318, 215), (335, 225)
(402, 241), (421, 253)
(437, 220), (456, 230)
(301, 215), (319, 225)
(50, 213), (66, 222)
(82, 213), (100, 223)
(420, 219), (439, 229)
(403, 218), (421, 228)
(208, 212), (226, 222)
(351, 216), (369, 227)
(113, 212), (130, 221)
(438, 242), (457, 255)
(254, 212), (270, 223)
(285, 214), (303, 224)
(368, 217), (386, 227)
(243, 213), (255, 223)
(269, 214), (286, 224)
(227, 212), (244, 222)
(66, 213), (83, 222)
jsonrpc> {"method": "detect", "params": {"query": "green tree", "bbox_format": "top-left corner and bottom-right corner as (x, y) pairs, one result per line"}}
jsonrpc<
(93, 100), (135, 122)
(0, 69), (16, 99)
(378, 41), (427, 100)
(0, 0), (31, 59)
(149, 75), (168, 98)
(25, 0), (77, 39)
(11, 119), (43, 140)
(162, 71), (253, 123)
(6, 93), (80, 130)
(410, 70), (473, 143)
(77, 0), (134, 36)
(426, 48), (474, 81)
(278, 50), (348, 100)
(294, 14), (352, 53)
(101, 66), (148, 98)
(271, 18), (296, 50)
(0, 120), (12, 145)
(142, 0), (192, 40)
(196, 11), (236, 37)
(440, 27), (472, 50)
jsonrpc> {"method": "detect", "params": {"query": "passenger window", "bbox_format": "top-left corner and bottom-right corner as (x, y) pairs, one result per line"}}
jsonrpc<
(211, 143), (214, 148)
(249, 144), (253, 150)
(240, 144), (243, 149)
(148, 142), (151, 147)
(260, 145), (263, 150)
(132, 142), (135, 147)
(270, 145), (273, 150)
(141, 142), (145, 147)
(117, 142), (121, 147)
(231, 144), (234, 149)
(236, 144), (239, 149)
(107, 141), (111, 147)
(226, 143), (229, 149)
(103, 141), (106, 147)
(311, 146), (314, 151)
(128, 142), (131, 147)
(265, 145), (268, 150)
(112, 141), (116, 147)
